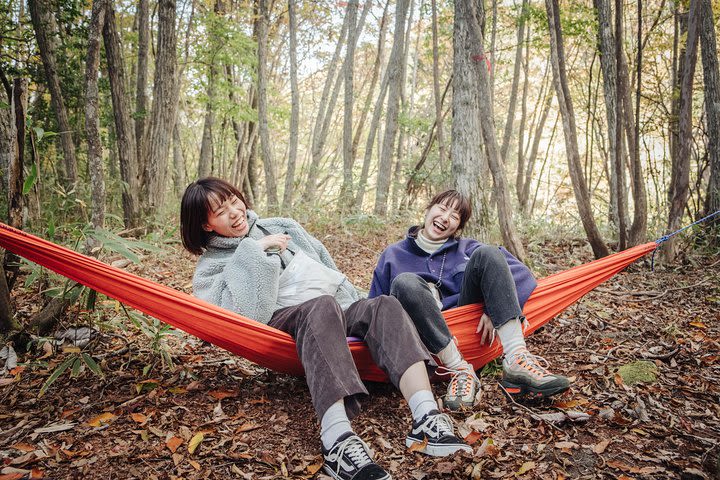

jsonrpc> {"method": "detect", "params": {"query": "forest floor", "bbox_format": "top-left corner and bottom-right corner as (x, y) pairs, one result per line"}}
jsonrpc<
(0, 219), (719, 480)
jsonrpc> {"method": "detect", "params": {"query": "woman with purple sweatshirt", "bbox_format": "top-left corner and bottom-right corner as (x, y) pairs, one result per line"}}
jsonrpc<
(369, 190), (569, 409)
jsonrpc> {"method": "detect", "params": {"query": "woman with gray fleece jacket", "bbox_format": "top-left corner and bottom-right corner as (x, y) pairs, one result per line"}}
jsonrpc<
(181, 178), (471, 480)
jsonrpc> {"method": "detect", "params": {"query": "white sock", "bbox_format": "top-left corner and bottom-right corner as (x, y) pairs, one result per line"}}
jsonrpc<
(436, 339), (467, 370)
(497, 317), (527, 359)
(408, 389), (438, 422)
(320, 400), (353, 450)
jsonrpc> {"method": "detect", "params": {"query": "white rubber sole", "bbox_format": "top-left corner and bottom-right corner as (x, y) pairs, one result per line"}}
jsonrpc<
(322, 464), (392, 480)
(405, 437), (473, 456)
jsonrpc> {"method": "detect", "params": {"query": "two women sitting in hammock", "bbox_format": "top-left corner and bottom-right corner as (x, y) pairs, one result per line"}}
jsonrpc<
(180, 178), (569, 480)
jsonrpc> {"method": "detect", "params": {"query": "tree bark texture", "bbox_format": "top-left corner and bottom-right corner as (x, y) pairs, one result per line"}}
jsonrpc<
(85, 0), (107, 229)
(135, 0), (149, 165)
(545, 0), (609, 258)
(303, 12), (350, 201)
(665, 0), (699, 261)
(499, 0), (527, 164)
(140, 0), (178, 212)
(339, 0), (359, 211)
(256, 0), (279, 209)
(103, 0), (140, 227)
(594, 0), (622, 233)
(28, 0), (78, 187)
(353, 1), (390, 209)
(430, 0), (446, 166)
(613, 0), (628, 249)
(197, 65), (217, 178)
(282, 0), (300, 211)
(699, 0), (720, 218)
(374, 0), (409, 216)
(172, 124), (186, 199)
(8, 79), (27, 230)
(452, 0), (486, 236)
(465, 1), (525, 261)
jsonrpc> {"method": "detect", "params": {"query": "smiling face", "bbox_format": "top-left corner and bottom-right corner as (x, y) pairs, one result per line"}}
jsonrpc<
(422, 200), (462, 242)
(202, 194), (249, 238)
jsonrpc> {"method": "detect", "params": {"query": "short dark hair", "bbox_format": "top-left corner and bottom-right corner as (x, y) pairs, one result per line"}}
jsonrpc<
(180, 177), (249, 255)
(426, 190), (472, 232)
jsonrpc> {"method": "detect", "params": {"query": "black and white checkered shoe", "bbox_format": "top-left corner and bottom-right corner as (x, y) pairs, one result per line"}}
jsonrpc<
(322, 432), (391, 480)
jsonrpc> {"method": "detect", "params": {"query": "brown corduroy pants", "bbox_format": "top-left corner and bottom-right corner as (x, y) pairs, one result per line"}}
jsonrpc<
(268, 295), (434, 420)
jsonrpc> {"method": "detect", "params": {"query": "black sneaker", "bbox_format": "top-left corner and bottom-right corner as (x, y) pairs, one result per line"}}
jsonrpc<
(322, 432), (392, 480)
(405, 410), (473, 456)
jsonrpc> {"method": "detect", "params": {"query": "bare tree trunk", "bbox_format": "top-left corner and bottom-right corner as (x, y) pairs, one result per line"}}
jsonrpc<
(7, 79), (27, 231)
(28, 0), (78, 187)
(499, 0), (527, 163)
(452, 0), (486, 237)
(256, 0), (278, 209)
(353, 1), (390, 209)
(339, 0), (359, 211)
(665, 1), (699, 261)
(613, 0), (627, 249)
(140, 0), (178, 212)
(86, 0), (106, 229)
(103, 0), (140, 227)
(2, 79), (27, 293)
(0, 260), (17, 335)
(520, 77), (553, 212)
(430, 0), (446, 165)
(465, 1), (525, 260)
(374, 0), (409, 215)
(172, 124), (186, 198)
(545, 0), (609, 258)
(352, 0), (388, 164)
(517, 22), (531, 207)
(135, 0), (149, 165)
(303, 13), (350, 201)
(627, 0), (647, 245)
(699, 0), (720, 219)
(197, 65), (216, 178)
(282, 0), (299, 211)
(594, 0), (621, 231)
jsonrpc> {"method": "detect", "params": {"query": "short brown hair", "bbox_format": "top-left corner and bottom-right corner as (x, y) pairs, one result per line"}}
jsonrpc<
(180, 177), (249, 255)
(427, 190), (472, 232)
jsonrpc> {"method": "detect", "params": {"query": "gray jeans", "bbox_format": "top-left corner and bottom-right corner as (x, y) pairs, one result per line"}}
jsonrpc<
(268, 295), (434, 420)
(389, 245), (524, 354)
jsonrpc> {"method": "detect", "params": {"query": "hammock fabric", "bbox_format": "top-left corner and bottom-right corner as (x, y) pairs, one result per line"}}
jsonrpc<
(0, 223), (657, 382)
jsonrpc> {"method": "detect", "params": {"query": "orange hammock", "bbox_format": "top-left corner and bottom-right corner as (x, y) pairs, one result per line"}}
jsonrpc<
(0, 223), (657, 382)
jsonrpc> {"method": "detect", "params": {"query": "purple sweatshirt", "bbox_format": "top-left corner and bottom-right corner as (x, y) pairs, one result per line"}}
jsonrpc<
(369, 227), (537, 310)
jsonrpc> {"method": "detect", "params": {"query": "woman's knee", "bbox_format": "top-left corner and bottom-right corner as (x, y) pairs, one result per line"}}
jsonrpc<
(470, 244), (505, 267)
(390, 272), (428, 297)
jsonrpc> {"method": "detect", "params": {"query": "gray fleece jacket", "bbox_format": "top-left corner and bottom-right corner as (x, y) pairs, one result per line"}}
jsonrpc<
(192, 210), (361, 324)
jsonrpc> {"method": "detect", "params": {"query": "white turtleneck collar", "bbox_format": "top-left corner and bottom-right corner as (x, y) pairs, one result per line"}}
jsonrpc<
(416, 229), (446, 254)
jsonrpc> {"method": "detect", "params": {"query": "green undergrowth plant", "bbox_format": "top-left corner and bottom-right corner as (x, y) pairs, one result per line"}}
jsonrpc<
(124, 308), (179, 372)
(38, 345), (104, 398)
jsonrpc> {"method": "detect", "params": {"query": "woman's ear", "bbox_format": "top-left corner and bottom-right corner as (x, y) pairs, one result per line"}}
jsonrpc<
(202, 223), (213, 232)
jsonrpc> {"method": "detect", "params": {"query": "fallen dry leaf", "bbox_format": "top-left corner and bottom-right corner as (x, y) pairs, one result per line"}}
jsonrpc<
(235, 422), (261, 433)
(593, 439), (611, 454)
(187, 432), (204, 455)
(10, 444), (35, 453)
(464, 431), (482, 445)
(130, 413), (147, 424)
(517, 461), (536, 475)
(208, 390), (237, 400)
(85, 413), (116, 427)
(407, 436), (428, 453)
(166, 436), (183, 453)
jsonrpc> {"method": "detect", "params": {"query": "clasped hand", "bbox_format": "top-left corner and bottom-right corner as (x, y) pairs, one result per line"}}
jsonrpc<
(258, 234), (291, 253)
